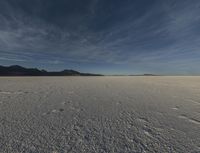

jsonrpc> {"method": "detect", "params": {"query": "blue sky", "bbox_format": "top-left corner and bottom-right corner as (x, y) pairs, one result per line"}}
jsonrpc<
(0, 0), (200, 75)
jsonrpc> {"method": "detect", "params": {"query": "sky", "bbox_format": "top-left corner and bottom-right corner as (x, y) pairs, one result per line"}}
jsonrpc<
(0, 0), (200, 75)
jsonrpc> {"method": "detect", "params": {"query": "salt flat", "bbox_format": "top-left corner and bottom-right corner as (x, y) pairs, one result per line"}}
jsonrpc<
(0, 76), (200, 153)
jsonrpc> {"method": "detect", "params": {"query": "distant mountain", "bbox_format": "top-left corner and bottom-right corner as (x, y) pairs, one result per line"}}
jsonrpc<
(0, 65), (103, 76)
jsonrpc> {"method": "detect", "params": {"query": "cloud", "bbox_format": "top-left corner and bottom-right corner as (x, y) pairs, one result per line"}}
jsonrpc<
(0, 57), (26, 62)
(0, 0), (200, 74)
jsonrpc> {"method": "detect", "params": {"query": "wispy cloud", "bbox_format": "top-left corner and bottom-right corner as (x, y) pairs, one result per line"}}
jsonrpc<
(0, 57), (26, 62)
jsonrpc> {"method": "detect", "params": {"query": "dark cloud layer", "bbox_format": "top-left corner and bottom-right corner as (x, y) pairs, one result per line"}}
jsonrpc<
(0, 0), (200, 74)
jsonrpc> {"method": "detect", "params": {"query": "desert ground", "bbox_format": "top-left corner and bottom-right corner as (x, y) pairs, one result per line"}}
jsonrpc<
(0, 76), (199, 153)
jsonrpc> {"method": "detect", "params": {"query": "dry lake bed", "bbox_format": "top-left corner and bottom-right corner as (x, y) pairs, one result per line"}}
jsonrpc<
(0, 76), (200, 153)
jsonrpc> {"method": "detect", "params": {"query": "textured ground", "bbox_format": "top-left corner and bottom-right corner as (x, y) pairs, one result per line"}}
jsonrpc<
(0, 76), (200, 153)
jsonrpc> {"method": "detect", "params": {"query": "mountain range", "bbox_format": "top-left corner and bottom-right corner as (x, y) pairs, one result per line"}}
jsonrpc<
(0, 65), (102, 76)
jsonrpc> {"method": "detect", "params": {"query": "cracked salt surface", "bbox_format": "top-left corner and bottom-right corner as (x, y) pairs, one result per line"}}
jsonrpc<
(0, 76), (200, 152)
